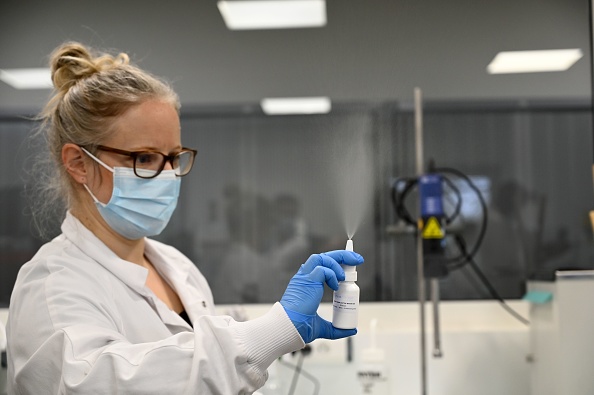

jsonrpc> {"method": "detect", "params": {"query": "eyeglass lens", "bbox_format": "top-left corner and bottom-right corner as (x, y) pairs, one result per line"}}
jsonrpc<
(134, 151), (194, 178)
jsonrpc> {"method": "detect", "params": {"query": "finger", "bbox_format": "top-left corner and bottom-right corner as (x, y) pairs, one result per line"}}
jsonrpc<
(330, 327), (358, 339)
(309, 266), (340, 291)
(323, 250), (364, 266)
(300, 254), (344, 280)
(299, 254), (323, 274)
(316, 318), (358, 339)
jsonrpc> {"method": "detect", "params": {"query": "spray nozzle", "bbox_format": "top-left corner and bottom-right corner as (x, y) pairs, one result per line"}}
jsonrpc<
(342, 239), (357, 281)
(346, 239), (354, 251)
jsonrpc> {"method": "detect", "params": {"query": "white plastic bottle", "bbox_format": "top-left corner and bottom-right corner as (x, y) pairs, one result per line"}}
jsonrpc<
(332, 239), (360, 329)
(357, 319), (390, 394)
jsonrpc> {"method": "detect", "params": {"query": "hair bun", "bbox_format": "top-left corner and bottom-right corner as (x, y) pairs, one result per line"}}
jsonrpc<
(50, 42), (130, 93)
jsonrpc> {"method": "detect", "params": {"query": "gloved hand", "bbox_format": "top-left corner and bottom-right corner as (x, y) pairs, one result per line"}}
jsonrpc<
(280, 250), (364, 343)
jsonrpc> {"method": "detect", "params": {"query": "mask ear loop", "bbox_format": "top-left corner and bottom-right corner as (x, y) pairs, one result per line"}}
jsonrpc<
(80, 147), (115, 173)
(80, 146), (114, 206)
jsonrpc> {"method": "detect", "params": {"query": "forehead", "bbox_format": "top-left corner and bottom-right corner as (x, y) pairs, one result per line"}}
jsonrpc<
(106, 100), (181, 149)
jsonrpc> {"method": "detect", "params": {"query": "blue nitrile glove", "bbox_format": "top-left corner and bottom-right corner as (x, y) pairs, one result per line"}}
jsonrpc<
(280, 250), (364, 343)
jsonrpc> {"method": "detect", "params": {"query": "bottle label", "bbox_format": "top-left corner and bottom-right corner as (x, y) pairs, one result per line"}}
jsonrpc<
(333, 292), (359, 312)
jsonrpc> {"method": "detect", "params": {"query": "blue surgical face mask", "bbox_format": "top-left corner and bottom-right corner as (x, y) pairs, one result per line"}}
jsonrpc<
(81, 148), (181, 240)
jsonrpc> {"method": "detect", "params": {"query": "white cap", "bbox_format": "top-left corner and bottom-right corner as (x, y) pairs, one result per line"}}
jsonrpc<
(342, 239), (357, 281)
(341, 264), (357, 281)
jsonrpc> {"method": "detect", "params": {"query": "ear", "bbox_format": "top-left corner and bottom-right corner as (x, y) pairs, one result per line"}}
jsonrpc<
(62, 143), (89, 184)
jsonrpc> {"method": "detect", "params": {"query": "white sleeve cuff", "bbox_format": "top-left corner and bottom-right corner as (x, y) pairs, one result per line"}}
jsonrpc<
(232, 302), (305, 380)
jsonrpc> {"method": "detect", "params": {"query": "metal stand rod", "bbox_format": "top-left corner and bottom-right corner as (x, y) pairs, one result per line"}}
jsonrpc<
(414, 87), (427, 395)
(431, 279), (443, 358)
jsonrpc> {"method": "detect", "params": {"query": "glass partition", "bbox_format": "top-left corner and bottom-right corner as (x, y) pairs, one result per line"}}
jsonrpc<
(0, 101), (592, 306)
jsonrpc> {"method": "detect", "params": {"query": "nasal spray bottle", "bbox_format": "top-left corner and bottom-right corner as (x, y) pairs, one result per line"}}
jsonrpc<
(332, 239), (360, 329)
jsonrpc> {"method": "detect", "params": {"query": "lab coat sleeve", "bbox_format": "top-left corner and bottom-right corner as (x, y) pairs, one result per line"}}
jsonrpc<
(8, 260), (304, 395)
(12, 306), (301, 395)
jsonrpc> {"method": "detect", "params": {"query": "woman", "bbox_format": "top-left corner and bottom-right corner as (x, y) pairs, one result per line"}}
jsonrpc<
(6, 42), (363, 394)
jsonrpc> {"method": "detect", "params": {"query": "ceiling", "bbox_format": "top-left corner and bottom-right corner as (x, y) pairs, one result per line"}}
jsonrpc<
(0, 0), (591, 115)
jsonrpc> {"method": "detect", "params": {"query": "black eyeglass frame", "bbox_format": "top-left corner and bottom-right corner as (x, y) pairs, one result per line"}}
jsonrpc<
(91, 145), (197, 179)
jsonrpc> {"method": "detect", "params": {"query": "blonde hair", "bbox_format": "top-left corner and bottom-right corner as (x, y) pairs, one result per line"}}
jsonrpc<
(31, 41), (180, 238)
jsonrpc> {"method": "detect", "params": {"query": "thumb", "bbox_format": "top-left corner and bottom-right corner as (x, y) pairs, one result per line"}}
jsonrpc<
(315, 317), (357, 340)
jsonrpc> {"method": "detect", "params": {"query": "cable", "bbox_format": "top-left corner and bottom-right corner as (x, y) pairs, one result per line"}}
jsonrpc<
(286, 349), (304, 395)
(454, 235), (530, 326)
(391, 174), (463, 229)
(391, 177), (418, 227)
(391, 165), (529, 325)
(434, 168), (488, 269)
(468, 260), (530, 326)
(391, 169), (485, 268)
(277, 350), (320, 395)
(442, 175), (462, 225)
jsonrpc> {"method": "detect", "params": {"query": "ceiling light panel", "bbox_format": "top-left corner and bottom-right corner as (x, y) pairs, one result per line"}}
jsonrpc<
(261, 97), (331, 115)
(0, 68), (53, 89)
(218, 0), (326, 30)
(487, 49), (583, 74)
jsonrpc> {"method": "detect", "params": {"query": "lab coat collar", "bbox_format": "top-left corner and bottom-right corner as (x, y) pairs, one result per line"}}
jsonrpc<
(61, 212), (150, 295)
(143, 241), (197, 323)
(144, 241), (212, 323)
(61, 212), (196, 330)
(144, 241), (191, 292)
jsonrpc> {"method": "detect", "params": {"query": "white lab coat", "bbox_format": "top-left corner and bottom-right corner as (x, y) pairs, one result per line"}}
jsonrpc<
(6, 212), (304, 394)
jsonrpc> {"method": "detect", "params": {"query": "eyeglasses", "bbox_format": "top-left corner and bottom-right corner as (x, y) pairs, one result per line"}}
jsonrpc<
(92, 145), (197, 179)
